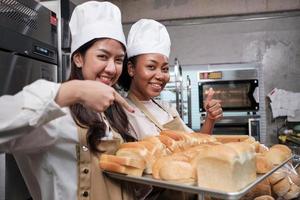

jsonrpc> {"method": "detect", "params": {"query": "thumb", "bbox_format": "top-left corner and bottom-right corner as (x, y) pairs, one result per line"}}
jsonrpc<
(114, 92), (135, 113)
(206, 87), (215, 102)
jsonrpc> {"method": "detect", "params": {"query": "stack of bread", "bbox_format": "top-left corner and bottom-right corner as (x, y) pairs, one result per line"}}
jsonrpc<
(99, 130), (296, 196)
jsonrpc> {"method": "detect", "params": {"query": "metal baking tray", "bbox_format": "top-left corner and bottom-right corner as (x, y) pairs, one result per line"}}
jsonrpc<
(104, 155), (293, 200)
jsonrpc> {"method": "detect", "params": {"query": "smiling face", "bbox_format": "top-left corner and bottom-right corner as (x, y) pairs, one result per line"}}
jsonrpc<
(73, 39), (125, 86)
(128, 53), (170, 101)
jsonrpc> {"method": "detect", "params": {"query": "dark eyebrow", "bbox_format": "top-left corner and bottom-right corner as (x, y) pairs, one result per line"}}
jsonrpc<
(97, 49), (125, 57)
(148, 59), (168, 66)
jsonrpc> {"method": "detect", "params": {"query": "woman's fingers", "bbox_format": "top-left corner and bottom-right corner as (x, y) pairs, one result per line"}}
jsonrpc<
(114, 91), (135, 113)
(207, 99), (221, 111)
(206, 99), (223, 120)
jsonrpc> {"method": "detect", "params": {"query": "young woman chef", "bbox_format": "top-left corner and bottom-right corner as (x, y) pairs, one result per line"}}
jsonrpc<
(0, 1), (136, 200)
(118, 19), (223, 140)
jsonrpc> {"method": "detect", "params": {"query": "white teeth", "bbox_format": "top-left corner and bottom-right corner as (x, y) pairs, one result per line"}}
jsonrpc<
(151, 83), (162, 89)
(97, 76), (112, 84)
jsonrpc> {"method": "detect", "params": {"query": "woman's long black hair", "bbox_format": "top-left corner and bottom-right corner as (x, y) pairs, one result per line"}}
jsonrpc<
(68, 39), (135, 153)
(118, 56), (138, 91)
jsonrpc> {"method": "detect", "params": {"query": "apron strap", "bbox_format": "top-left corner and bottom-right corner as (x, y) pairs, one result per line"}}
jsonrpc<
(151, 99), (178, 118)
(127, 92), (165, 131)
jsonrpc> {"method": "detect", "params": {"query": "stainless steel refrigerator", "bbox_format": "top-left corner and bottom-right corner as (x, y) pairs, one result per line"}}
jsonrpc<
(0, 0), (58, 199)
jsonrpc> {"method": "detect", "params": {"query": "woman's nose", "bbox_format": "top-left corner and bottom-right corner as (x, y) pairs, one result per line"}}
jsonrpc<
(155, 70), (164, 80)
(105, 59), (117, 74)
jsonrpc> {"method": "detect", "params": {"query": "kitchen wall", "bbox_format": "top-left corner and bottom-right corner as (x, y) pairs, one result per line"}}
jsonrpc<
(124, 13), (300, 145)
(71, 0), (300, 23)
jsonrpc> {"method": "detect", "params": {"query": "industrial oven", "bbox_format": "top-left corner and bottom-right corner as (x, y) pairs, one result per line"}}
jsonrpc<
(198, 66), (261, 140)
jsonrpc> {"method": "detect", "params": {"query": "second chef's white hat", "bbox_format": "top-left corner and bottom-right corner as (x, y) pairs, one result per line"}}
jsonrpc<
(69, 1), (126, 56)
(127, 19), (171, 59)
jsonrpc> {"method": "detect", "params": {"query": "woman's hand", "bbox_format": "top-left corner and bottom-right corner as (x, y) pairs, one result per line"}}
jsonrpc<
(204, 88), (223, 121)
(55, 80), (134, 113)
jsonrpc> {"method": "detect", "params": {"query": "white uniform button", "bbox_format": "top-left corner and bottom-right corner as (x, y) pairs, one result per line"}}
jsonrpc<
(83, 168), (89, 174)
(82, 145), (88, 152)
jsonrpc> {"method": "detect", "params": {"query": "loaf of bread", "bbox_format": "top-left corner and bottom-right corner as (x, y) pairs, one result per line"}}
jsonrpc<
(99, 160), (144, 176)
(100, 154), (145, 169)
(192, 142), (256, 192)
(116, 144), (154, 174)
(99, 132), (295, 197)
(213, 135), (254, 143)
(152, 154), (193, 180)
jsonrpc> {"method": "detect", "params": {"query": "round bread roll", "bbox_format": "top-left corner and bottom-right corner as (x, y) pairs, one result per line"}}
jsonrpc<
(283, 182), (300, 200)
(264, 148), (290, 166)
(270, 144), (292, 155)
(268, 168), (287, 185)
(256, 154), (273, 174)
(253, 195), (274, 200)
(241, 179), (271, 200)
(296, 166), (300, 176)
(289, 171), (300, 186)
(272, 176), (291, 196)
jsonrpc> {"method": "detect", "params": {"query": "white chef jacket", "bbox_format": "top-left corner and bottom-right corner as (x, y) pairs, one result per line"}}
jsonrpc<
(125, 98), (193, 140)
(0, 79), (110, 200)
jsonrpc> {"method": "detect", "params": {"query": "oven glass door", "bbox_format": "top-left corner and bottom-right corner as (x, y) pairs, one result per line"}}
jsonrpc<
(198, 79), (259, 112)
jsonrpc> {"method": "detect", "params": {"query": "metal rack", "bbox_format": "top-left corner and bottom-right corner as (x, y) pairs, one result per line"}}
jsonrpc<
(160, 58), (192, 127)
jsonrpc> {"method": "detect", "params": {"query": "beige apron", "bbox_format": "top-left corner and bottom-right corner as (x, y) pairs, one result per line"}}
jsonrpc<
(76, 115), (134, 200)
(127, 92), (187, 133)
(128, 93), (193, 200)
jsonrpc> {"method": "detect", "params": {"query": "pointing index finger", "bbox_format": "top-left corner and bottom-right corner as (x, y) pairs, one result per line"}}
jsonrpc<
(114, 92), (135, 113)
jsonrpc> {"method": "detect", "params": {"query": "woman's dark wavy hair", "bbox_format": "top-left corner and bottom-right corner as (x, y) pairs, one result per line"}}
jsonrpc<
(118, 56), (138, 91)
(68, 38), (135, 153)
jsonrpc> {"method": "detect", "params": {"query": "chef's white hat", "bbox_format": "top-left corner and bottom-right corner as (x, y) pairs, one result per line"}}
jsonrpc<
(127, 19), (171, 59)
(69, 1), (126, 55)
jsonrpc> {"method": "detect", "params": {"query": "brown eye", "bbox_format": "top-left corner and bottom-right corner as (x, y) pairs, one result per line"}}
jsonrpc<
(115, 58), (124, 64)
(147, 65), (155, 70)
(162, 67), (169, 73)
(97, 55), (108, 60)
